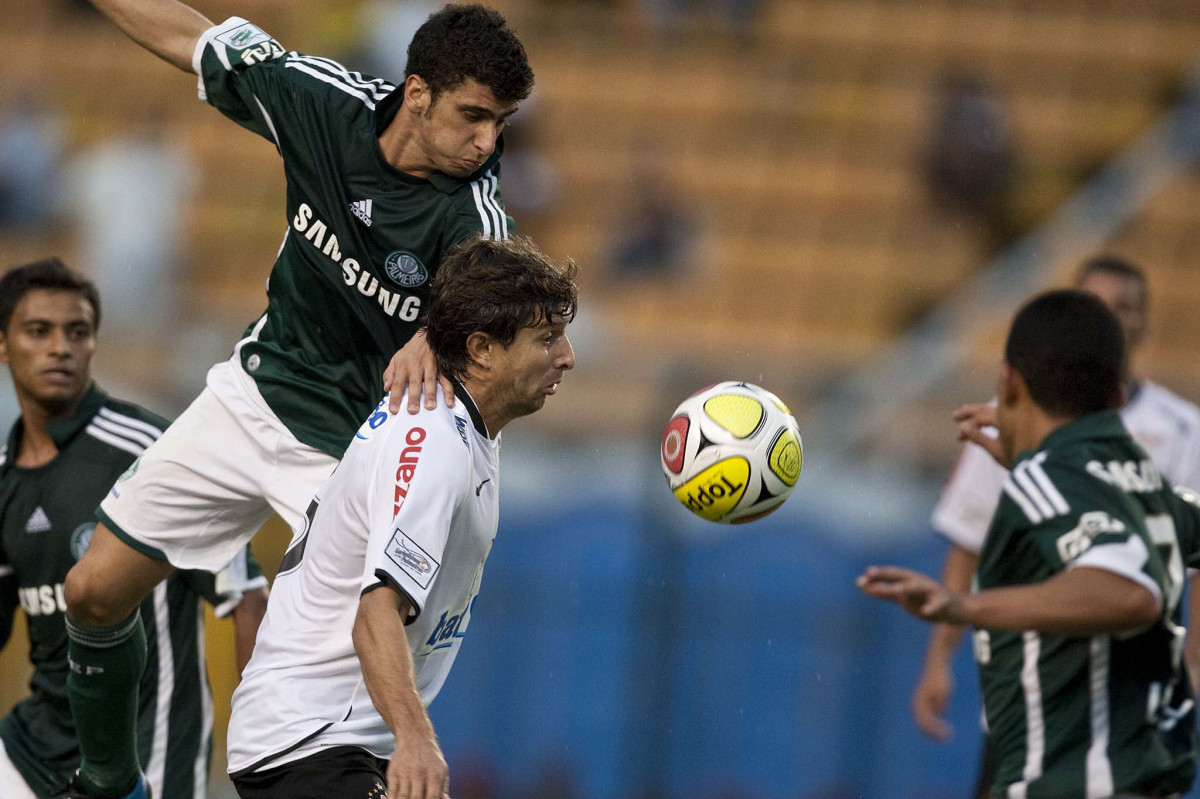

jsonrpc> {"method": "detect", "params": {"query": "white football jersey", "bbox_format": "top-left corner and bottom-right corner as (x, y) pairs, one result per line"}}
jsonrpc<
(227, 384), (500, 775)
(932, 380), (1200, 554)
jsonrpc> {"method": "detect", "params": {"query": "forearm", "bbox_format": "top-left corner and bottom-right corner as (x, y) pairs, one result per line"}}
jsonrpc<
(923, 544), (978, 662)
(232, 587), (268, 675)
(952, 567), (1160, 636)
(353, 590), (435, 742)
(90, 0), (212, 72)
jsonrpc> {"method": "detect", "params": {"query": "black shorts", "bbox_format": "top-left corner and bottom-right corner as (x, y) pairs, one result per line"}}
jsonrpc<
(233, 746), (388, 799)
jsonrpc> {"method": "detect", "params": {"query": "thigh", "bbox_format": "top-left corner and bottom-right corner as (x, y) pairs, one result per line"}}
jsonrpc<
(64, 524), (175, 625)
(263, 433), (339, 535)
(98, 385), (274, 574)
(0, 739), (40, 799)
(234, 747), (388, 799)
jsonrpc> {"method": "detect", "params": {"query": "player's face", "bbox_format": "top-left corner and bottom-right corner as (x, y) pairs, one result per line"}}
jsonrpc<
(1078, 271), (1147, 352)
(495, 315), (575, 417)
(0, 289), (96, 415)
(420, 79), (519, 178)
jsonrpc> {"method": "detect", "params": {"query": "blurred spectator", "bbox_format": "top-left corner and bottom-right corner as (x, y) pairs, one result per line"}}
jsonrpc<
(640, 0), (761, 40)
(66, 110), (196, 334)
(0, 88), (65, 232)
(610, 167), (697, 280)
(498, 99), (561, 236)
(923, 73), (1015, 246)
(358, 0), (439, 80)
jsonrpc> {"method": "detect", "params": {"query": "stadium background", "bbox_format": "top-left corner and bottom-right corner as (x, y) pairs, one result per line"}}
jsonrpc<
(2, 0), (1200, 796)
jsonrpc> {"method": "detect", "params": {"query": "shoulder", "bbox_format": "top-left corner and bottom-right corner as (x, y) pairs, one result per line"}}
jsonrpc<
(364, 396), (471, 483)
(1140, 380), (1200, 427)
(443, 167), (511, 246)
(1000, 451), (1069, 526)
(1002, 448), (1124, 527)
(84, 398), (168, 459)
(278, 51), (397, 115)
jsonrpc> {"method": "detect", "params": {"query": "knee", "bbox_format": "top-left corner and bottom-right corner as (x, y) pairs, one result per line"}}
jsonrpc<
(64, 561), (134, 627)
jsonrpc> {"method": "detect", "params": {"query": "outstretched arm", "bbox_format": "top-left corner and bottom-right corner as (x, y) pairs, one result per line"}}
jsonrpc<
(90, 0), (212, 72)
(859, 565), (1161, 636)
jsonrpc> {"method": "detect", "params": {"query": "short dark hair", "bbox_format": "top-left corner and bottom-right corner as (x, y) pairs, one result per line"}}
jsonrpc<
(1005, 289), (1124, 418)
(0, 258), (101, 334)
(427, 236), (578, 380)
(406, 4), (534, 105)
(1075, 254), (1148, 310)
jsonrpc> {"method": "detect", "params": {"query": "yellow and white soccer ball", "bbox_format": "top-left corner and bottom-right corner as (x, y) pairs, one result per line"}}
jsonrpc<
(660, 381), (803, 524)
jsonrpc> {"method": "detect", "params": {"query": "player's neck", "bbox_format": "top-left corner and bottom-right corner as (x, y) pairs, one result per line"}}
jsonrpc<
(378, 116), (436, 179)
(13, 398), (65, 468)
(460, 379), (504, 439)
(1012, 405), (1073, 460)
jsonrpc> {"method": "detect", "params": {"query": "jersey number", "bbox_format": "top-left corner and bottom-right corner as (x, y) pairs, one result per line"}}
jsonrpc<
(277, 498), (319, 576)
(1144, 514), (1193, 729)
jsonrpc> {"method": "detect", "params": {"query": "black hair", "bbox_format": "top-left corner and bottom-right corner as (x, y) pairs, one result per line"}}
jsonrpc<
(427, 236), (577, 381)
(1005, 289), (1125, 418)
(0, 258), (101, 334)
(405, 4), (534, 104)
(1075, 254), (1148, 310)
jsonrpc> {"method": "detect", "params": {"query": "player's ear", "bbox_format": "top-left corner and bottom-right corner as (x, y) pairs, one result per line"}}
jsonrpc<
(1000, 362), (1023, 408)
(404, 75), (431, 117)
(464, 331), (493, 370)
(0, 331), (8, 365)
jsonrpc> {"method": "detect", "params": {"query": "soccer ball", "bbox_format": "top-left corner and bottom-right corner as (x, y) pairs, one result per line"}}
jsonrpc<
(660, 382), (803, 524)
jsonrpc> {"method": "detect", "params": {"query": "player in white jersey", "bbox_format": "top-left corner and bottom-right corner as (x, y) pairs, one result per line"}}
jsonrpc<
(228, 236), (577, 799)
(912, 255), (1200, 796)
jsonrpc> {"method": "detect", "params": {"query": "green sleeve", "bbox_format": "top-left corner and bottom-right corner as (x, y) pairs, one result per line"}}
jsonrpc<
(193, 18), (291, 144)
(1021, 461), (1162, 598)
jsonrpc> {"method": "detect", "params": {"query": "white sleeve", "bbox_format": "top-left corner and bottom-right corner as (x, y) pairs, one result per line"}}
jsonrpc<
(1172, 414), (1200, 494)
(1069, 535), (1163, 607)
(930, 438), (1009, 554)
(360, 416), (467, 622)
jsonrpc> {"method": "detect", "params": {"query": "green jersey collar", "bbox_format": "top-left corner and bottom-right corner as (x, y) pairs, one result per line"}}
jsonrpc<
(1016, 408), (1126, 465)
(3, 384), (107, 471)
(373, 86), (505, 194)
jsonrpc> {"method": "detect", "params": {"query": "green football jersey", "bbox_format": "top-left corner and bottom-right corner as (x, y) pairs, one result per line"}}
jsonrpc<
(975, 410), (1200, 798)
(0, 386), (265, 799)
(195, 17), (515, 459)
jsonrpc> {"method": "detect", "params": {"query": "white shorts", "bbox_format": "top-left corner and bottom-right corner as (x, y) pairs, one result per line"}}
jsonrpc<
(98, 358), (339, 573)
(0, 740), (37, 799)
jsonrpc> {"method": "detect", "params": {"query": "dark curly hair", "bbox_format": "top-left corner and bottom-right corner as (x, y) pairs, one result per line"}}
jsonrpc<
(1005, 289), (1124, 418)
(406, 4), (534, 104)
(0, 257), (101, 334)
(427, 236), (578, 381)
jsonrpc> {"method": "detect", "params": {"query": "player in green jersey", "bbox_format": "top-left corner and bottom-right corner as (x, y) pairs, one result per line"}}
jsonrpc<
(860, 289), (1200, 798)
(0, 259), (268, 799)
(57, 3), (535, 798)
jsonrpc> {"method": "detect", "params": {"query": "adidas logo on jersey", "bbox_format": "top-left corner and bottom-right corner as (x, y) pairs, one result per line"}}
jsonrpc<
(350, 198), (373, 227)
(25, 506), (51, 534)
